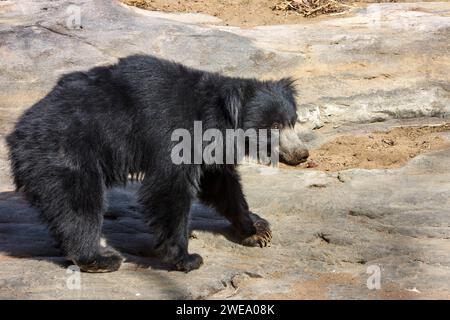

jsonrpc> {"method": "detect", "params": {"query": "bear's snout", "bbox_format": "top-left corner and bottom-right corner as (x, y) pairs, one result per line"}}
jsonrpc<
(279, 127), (309, 166)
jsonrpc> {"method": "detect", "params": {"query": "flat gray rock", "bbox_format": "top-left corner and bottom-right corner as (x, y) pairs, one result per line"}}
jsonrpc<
(0, 146), (449, 299)
(1, 0), (449, 124)
(1, 0), (450, 184)
(0, 0), (449, 299)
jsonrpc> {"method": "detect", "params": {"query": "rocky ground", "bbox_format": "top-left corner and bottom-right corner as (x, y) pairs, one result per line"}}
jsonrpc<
(0, 0), (449, 299)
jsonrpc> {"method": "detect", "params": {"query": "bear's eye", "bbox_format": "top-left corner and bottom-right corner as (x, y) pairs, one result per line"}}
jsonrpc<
(271, 122), (280, 129)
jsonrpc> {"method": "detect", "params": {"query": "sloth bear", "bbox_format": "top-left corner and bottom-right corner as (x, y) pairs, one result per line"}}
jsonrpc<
(7, 55), (308, 273)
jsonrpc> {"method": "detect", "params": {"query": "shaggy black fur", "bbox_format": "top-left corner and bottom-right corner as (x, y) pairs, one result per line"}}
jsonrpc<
(7, 55), (298, 272)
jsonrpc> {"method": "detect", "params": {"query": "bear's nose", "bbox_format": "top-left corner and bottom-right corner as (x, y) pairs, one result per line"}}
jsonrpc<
(280, 147), (309, 166)
(296, 148), (309, 162)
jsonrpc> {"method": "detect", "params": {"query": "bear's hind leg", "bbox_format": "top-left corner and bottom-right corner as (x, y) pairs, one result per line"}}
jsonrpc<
(35, 168), (123, 273)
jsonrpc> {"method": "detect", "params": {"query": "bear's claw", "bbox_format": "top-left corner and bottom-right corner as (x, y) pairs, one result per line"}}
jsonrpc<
(242, 217), (272, 247)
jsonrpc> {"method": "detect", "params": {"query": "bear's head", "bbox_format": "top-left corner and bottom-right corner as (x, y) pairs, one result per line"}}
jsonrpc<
(223, 77), (309, 166)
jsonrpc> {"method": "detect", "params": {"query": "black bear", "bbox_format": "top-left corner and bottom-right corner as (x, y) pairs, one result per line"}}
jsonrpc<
(6, 55), (308, 272)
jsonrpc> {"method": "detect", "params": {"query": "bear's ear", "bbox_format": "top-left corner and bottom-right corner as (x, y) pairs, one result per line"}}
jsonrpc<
(221, 86), (242, 129)
(278, 77), (298, 96)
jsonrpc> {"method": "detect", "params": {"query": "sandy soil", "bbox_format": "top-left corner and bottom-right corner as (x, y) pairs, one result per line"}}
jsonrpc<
(122, 0), (353, 27)
(289, 124), (450, 172)
(121, 0), (448, 27)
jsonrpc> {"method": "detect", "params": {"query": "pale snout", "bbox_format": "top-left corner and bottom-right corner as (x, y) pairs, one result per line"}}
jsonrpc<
(279, 127), (309, 166)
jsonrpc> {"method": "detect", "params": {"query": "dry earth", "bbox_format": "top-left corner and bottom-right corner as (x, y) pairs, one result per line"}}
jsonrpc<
(122, 0), (450, 27)
(290, 123), (450, 171)
(122, 0), (342, 27)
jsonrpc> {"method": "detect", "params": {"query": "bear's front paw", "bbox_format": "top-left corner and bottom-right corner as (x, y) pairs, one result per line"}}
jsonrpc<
(175, 253), (204, 273)
(242, 217), (272, 248)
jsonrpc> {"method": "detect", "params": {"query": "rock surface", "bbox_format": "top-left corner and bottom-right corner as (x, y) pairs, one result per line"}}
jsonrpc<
(0, 0), (449, 299)
(1, 142), (449, 299)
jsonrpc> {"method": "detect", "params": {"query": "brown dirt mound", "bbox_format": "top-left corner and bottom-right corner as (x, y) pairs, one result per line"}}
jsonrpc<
(290, 124), (450, 171)
(122, 0), (353, 27)
(121, 1), (442, 27)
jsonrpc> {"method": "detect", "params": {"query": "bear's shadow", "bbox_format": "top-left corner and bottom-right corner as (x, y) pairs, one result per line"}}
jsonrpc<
(0, 182), (241, 271)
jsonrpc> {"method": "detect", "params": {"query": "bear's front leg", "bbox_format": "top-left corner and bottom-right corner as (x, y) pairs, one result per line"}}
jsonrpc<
(138, 170), (203, 272)
(198, 166), (272, 247)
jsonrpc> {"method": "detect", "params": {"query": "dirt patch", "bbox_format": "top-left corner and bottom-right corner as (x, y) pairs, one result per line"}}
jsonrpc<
(122, 0), (356, 27)
(261, 272), (359, 299)
(291, 124), (450, 172)
(260, 272), (450, 299)
(121, 0), (445, 27)
(366, 283), (450, 299)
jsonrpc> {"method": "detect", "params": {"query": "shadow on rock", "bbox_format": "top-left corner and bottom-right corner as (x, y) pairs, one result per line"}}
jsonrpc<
(0, 183), (239, 271)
